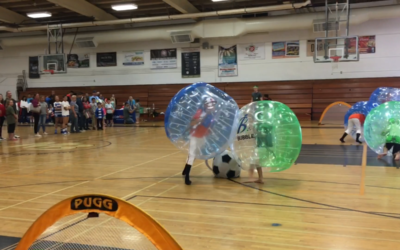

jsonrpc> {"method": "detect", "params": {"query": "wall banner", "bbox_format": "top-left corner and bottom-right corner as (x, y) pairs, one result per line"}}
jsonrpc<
(123, 51), (144, 66)
(67, 53), (90, 68)
(272, 41), (299, 59)
(218, 45), (238, 77)
(150, 48), (177, 69)
(238, 43), (265, 60)
(181, 48), (200, 78)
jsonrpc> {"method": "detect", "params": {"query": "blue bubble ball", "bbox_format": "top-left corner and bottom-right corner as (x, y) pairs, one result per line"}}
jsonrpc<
(164, 82), (239, 160)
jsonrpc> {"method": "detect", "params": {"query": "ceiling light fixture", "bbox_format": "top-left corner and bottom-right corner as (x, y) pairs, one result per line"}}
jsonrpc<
(212, 0), (230, 2)
(111, 4), (138, 11)
(27, 12), (52, 18)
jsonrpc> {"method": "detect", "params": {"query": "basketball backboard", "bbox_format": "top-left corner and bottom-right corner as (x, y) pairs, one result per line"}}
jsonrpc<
(38, 54), (67, 74)
(314, 36), (359, 63)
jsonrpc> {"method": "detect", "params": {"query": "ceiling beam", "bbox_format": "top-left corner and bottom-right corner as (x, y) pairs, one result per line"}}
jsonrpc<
(47, 0), (117, 21)
(163, 0), (199, 13)
(0, 6), (30, 24)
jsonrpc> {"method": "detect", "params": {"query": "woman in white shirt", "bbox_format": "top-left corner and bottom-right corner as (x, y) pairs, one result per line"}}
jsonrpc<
(61, 95), (70, 135)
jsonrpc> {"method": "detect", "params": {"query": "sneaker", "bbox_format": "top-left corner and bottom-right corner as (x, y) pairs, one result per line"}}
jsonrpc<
(14, 135), (20, 138)
(43, 132), (48, 135)
(35, 133), (41, 137)
(0, 138), (2, 141)
(81, 130), (86, 132)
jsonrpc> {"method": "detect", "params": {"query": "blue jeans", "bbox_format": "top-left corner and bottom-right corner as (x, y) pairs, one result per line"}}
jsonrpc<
(39, 114), (47, 132)
(132, 111), (136, 123)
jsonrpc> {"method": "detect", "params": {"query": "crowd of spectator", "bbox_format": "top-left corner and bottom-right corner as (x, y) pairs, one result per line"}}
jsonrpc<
(0, 90), (142, 141)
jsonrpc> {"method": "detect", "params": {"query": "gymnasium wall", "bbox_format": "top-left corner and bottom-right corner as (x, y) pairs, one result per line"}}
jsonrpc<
(2, 16), (400, 120)
(0, 17), (399, 93)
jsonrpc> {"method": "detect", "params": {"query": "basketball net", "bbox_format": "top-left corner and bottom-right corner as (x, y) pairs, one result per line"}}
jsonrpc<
(43, 70), (55, 75)
(331, 56), (341, 75)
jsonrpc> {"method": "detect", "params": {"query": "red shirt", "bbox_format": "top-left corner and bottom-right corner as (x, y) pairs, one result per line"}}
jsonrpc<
(191, 109), (213, 138)
(349, 113), (365, 126)
(0, 103), (5, 117)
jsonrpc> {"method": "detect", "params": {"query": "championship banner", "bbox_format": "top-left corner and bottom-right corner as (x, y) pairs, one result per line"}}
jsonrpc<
(181, 48), (200, 78)
(272, 41), (299, 59)
(67, 53), (90, 68)
(150, 48), (177, 69)
(349, 35), (376, 54)
(123, 51), (144, 66)
(218, 45), (238, 77)
(238, 43), (265, 60)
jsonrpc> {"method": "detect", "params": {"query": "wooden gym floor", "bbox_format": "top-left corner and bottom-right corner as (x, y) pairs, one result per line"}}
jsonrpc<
(0, 121), (400, 250)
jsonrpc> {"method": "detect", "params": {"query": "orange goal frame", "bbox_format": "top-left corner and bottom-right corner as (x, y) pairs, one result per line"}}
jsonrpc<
(15, 194), (182, 250)
(318, 101), (351, 125)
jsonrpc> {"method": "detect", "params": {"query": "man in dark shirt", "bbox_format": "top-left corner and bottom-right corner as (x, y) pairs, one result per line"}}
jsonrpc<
(251, 86), (262, 102)
(123, 102), (134, 124)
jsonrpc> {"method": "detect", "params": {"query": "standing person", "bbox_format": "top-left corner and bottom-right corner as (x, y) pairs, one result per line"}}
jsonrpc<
(38, 95), (49, 135)
(82, 97), (91, 130)
(95, 102), (104, 130)
(76, 92), (84, 131)
(135, 99), (142, 124)
(69, 95), (80, 133)
(105, 99), (114, 127)
(61, 96), (70, 135)
(27, 94), (34, 124)
(99, 94), (105, 101)
(49, 90), (56, 107)
(182, 97), (216, 185)
(251, 86), (262, 102)
(110, 96), (116, 109)
(5, 91), (19, 138)
(128, 96), (137, 124)
(90, 98), (97, 130)
(31, 93), (41, 137)
(53, 96), (63, 134)
(102, 103), (106, 128)
(6, 100), (18, 141)
(340, 113), (365, 144)
(0, 97), (5, 140)
(20, 96), (29, 124)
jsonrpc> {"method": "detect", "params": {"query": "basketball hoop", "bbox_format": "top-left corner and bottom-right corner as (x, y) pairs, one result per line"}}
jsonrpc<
(43, 70), (55, 75)
(330, 56), (341, 74)
(330, 56), (341, 62)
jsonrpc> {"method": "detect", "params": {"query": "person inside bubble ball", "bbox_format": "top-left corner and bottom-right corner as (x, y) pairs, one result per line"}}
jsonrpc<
(340, 113), (365, 144)
(182, 97), (217, 185)
(378, 118), (400, 161)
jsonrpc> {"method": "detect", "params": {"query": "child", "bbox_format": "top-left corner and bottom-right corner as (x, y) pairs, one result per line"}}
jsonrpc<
(61, 95), (70, 135)
(105, 99), (114, 127)
(95, 102), (104, 130)
(246, 123), (274, 184)
(6, 100), (18, 141)
(182, 97), (216, 185)
(39, 95), (49, 135)
(53, 96), (62, 134)
(90, 98), (97, 130)
(340, 113), (365, 144)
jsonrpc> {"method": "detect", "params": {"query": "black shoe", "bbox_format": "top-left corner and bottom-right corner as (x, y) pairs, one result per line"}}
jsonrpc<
(340, 138), (345, 143)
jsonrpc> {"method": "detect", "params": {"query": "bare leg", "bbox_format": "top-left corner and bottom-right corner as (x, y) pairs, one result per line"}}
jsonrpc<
(244, 165), (264, 183)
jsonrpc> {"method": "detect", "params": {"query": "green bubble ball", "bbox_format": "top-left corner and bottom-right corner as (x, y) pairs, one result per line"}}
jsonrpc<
(233, 101), (302, 172)
(364, 101), (400, 154)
